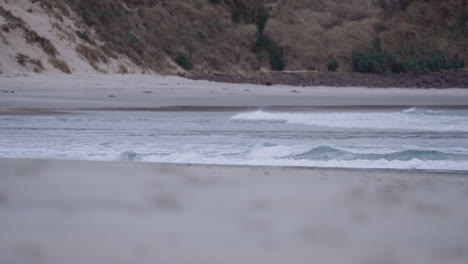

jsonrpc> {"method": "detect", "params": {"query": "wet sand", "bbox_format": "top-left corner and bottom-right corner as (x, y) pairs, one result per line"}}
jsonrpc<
(1, 158), (468, 264)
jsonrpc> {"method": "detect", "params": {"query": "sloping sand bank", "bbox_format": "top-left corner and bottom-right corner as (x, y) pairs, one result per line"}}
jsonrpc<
(1, 158), (467, 264)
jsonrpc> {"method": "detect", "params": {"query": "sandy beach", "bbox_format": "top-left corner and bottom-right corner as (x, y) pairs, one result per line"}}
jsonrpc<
(1, 158), (467, 264)
(1, 74), (468, 263)
(2, 74), (468, 111)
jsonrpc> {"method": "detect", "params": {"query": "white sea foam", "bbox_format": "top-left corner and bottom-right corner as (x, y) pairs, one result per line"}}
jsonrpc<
(2, 110), (468, 171)
(402, 107), (418, 113)
(231, 109), (468, 131)
(2, 144), (468, 170)
(247, 144), (309, 159)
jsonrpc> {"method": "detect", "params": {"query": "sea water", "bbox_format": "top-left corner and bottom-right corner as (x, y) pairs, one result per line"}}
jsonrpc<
(1, 107), (468, 170)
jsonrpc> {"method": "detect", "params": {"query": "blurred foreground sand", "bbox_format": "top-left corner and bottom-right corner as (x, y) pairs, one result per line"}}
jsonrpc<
(1, 158), (467, 264)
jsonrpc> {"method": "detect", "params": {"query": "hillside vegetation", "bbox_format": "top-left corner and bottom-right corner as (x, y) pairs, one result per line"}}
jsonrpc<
(1, 0), (467, 74)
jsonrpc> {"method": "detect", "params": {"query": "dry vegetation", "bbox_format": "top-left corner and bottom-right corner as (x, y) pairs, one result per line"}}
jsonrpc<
(15, 53), (44, 73)
(49, 58), (71, 74)
(6, 0), (468, 73)
(267, 0), (467, 72)
(23, 28), (58, 57)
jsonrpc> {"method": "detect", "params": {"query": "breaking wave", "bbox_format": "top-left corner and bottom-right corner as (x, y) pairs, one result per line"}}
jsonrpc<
(2, 109), (468, 171)
(231, 108), (468, 131)
(86, 144), (468, 171)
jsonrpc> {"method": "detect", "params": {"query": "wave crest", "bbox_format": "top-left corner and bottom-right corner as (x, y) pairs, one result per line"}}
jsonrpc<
(231, 109), (468, 131)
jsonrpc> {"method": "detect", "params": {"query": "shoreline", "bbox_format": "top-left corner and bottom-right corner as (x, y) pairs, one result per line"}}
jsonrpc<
(2, 105), (468, 116)
(2, 157), (468, 175)
(2, 74), (468, 111)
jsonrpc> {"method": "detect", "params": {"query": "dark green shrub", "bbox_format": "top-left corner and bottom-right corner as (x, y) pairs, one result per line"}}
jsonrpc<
(406, 57), (427, 72)
(450, 55), (465, 69)
(352, 40), (386, 73)
(398, 54), (463, 73)
(175, 54), (193, 70)
(253, 35), (285, 71)
(231, 9), (242, 24)
(127, 33), (139, 43)
(425, 54), (445, 72)
(253, 35), (276, 53)
(388, 53), (405, 73)
(327, 60), (338, 72)
(353, 39), (465, 74)
(230, 2), (284, 70)
(256, 6), (269, 35)
(352, 50), (385, 73)
(208, 0), (221, 4)
(269, 50), (285, 71)
(88, 7), (104, 19)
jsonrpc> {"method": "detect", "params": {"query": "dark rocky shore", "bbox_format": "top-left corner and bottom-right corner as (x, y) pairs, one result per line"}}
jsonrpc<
(191, 70), (468, 88)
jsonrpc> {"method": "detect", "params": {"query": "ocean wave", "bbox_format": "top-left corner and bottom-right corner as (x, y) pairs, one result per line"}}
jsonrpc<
(289, 146), (468, 161)
(402, 107), (418, 113)
(107, 145), (468, 170)
(2, 147), (467, 170)
(119, 151), (140, 161)
(3, 108), (468, 171)
(230, 109), (468, 131)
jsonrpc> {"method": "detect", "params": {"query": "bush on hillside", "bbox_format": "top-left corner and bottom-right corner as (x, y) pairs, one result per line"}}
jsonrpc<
(327, 60), (339, 72)
(230, 2), (269, 34)
(353, 42), (465, 74)
(352, 50), (386, 73)
(269, 50), (285, 71)
(127, 33), (139, 43)
(253, 35), (285, 71)
(175, 54), (194, 70)
(249, 5), (285, 71)
(255, 6), (269, 35)
(451, 55), (465, 69)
